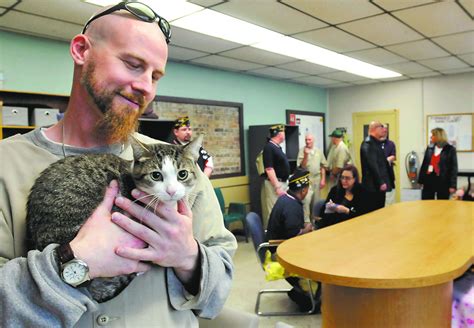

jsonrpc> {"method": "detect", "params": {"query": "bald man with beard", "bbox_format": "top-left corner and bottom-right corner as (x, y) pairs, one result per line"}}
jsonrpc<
(0, 3), (236, 327)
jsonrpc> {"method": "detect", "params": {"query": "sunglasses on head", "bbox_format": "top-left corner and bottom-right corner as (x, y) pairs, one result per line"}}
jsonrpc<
(82, 1), (171, 44)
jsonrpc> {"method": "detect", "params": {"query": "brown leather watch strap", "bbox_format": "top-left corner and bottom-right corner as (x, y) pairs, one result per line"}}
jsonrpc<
(56, 243), (75, 264)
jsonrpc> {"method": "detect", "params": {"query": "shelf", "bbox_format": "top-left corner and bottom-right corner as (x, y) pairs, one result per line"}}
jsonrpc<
(2, 125), (36, 129)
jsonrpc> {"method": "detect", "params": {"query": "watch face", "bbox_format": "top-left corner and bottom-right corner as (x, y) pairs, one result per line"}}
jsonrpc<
(61, 260), (89, 286)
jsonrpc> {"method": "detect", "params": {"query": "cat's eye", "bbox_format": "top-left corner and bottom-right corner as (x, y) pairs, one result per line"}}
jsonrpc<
(177, 170), (189, 180)
(150, 171), (162, 181)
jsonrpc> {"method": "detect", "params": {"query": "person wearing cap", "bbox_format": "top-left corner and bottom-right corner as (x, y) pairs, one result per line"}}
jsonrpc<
(297, 133), (327, 221)
(261, 124), (291, 227)
(265, 169), (319, 313)
(326, 129), (352, 189)
(360, 121), (393, 212)
(173, 116), (214, 178)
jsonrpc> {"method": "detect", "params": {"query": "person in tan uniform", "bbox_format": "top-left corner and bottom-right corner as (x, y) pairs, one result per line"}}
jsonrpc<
(326, 129), (352, 190)
(297, 133), (327, 221)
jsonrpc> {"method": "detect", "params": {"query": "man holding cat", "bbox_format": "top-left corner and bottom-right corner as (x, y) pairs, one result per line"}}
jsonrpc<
(0, 2), (237, 327)
(172, 116), (214, 178)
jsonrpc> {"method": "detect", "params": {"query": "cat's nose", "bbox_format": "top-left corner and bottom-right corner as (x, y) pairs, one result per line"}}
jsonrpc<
(166, 186), (177, 197)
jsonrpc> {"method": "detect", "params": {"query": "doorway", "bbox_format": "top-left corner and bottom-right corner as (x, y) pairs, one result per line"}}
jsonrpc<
(352, 110), (400, 203)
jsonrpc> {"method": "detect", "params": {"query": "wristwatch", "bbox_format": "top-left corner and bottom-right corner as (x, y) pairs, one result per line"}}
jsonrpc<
(56, 243), (91, 287)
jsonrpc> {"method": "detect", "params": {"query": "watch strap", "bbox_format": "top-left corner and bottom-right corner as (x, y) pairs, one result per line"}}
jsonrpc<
(57, 243), (75, 264)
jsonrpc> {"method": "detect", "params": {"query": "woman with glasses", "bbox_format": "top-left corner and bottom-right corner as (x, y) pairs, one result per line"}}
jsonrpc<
(418, 127), (458, 200)
(316, 164), (368, 229)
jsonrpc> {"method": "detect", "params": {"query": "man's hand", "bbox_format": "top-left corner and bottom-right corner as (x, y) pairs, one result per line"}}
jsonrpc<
(275, 186), (286, 196)
(112, 189), (199, 285)
(320, 179), (326, 189)
(300, 222), (313, 235)
(380, 183), (388, 191)
(449, 187), (456, 194)
(70, 180), (151, 280)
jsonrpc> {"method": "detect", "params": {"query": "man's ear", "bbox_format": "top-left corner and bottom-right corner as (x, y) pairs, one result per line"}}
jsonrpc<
(70, 34), (91, 65)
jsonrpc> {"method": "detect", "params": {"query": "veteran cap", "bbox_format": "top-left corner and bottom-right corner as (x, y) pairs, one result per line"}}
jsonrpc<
(269, 124), (285, 137)
(288, 169), (310, 191)
(328, 129), (344, 138)
(174, 116), (190, 129)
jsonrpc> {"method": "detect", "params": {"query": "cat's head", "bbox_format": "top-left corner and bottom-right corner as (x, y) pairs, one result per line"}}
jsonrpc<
(130, 135), (203, 202)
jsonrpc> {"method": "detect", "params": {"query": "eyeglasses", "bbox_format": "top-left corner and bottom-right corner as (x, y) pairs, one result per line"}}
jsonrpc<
(340, 175), (354, 181)
(82, 1), (171, 44)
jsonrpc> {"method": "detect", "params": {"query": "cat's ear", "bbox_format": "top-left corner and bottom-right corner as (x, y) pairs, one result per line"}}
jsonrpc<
(130, 138), (152, 162)
(184, 134), (203, 162)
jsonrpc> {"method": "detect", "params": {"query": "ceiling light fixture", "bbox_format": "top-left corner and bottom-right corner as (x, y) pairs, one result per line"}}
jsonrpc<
(84, 0), (401, 79)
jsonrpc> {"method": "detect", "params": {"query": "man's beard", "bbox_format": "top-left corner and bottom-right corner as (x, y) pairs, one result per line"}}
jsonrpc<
(81, 62), (147, 143)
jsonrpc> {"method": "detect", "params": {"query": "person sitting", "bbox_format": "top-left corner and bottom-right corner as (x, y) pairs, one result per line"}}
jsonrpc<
(265, 169), (319, 313)
(316, 164), (368, 229)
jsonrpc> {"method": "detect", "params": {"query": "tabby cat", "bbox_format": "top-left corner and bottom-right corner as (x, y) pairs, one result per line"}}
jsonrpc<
(26, 135), (202, 303)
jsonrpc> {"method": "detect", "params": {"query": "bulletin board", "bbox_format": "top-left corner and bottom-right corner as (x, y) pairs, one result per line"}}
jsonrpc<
(286, 110), (326, 154)
(427, 113), (473, 152)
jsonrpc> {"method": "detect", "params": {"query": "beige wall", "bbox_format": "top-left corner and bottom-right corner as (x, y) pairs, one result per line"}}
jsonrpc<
(328, 72), (474, 189)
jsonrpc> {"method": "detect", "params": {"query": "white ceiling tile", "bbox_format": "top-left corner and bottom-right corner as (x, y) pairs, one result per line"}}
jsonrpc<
(458, 53), (474, 66)
(432, 31), (474, 55)
(188, 0), (223, 7)
(1, 0), (19, 6)
(281, 0), (382, 24)
(408, 71), (441, 78)
(383, 61), (433, 74)
(169, 27), (241, 53)
(290, 75), (340, 86)
(319, 71), (366, 82)
(247, 67), (307, 79)
(276, 61), (337, 75)
(417, 56), (469, 71)
(379, 76), (410, 81)
(0, 11), (80, 41)
(385, 39), (449, 60)
(168, 46), (208, 61)
(418, 57), (468, 71)
(294, 27), (375, 52)
(345, 48), (408, 65)
(352, 79), (379, 85)
(458, 0), (474, 17)
(219, 47), (295, 66)
(439, 67), (474, 75)
(190, 55), (265, 71)
(15, 0), (94, 25)
(393, 2), (474, 37)
(339, 14), (423, 46)
(326, 82), (353, 88)
(372, 0), (436, 11)
(212, 1), (326, 35)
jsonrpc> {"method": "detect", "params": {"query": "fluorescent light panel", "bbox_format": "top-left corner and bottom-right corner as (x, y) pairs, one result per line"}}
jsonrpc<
(83, 0), (401, 79)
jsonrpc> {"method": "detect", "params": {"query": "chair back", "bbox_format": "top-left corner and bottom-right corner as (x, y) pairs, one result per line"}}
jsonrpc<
(245, 212), (266, 264)
(213, 187), (226, 214)
(312, 199), (326, 218)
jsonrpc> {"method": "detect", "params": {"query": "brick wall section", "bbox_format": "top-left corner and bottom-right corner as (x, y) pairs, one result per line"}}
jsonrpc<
(154, 101), (242, 176)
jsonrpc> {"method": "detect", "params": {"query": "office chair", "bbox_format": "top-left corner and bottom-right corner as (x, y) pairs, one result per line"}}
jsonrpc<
(214, 187), (248, 242)
(245, 212), (318, 316)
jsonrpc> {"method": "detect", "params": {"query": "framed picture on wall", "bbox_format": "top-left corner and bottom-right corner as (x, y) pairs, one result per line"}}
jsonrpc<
(286, 110), (326, 154)
(145, 96), (245, 178)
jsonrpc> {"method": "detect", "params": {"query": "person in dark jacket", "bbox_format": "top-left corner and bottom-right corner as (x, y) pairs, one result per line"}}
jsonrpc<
(360, 121), (393, 212)
(316, 164), (368, 229)
(418, 127), (458, 199)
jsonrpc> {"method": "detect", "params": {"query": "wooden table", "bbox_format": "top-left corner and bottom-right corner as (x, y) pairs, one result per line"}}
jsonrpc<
(277, 200), (473, 328)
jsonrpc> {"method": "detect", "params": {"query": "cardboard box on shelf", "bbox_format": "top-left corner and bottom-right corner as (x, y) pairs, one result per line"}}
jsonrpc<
(2, 106), (29, 126)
